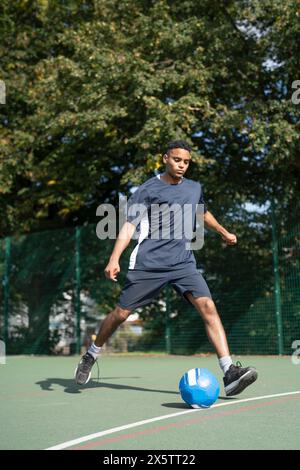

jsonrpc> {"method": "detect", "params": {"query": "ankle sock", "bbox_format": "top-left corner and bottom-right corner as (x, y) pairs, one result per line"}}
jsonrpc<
(88, 342), (102, 360)
(219, 356), (233, 374)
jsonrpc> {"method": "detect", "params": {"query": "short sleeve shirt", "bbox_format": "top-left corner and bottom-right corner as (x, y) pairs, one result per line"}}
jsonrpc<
(125, 175), (207, 270)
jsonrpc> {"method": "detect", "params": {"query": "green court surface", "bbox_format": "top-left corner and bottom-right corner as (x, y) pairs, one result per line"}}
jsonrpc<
(0, 354), (299, 450)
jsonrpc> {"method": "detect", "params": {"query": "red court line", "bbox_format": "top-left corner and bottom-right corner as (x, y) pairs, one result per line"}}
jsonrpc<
(71, 395), (300, 450)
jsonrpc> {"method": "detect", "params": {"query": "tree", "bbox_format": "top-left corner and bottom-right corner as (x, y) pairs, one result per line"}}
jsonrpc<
(1, 0), (299, 236)
(1, 0), (299, 354)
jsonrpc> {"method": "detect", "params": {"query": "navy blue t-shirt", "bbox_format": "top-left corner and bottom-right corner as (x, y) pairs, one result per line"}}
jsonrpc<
(125, 174), (207, 270)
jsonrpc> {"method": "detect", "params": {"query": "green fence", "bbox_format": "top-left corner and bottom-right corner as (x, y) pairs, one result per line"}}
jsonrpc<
(0, 206), (299, 356)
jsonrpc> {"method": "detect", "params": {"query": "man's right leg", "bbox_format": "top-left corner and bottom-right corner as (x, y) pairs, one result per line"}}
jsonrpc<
(75, 267), (168, 385)
(94, 305), (132, 347)
(75, 305), (132, 385)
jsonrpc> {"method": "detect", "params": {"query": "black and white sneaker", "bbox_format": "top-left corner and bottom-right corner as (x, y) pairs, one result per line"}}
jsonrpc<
(74, 352), (96, 385)
(224, 362), (258, 396)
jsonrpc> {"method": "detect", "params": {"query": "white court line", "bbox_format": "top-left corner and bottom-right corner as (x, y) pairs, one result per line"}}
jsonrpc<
(46, 390), (300, 450)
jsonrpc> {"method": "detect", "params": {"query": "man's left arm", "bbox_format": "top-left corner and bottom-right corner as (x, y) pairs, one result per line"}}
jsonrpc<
(203, 211), (237, 245)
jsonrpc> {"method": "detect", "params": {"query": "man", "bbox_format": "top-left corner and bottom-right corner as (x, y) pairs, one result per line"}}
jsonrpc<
(75, 140), (257, 396)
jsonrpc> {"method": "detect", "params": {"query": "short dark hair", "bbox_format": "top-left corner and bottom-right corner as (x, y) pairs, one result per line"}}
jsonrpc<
(166, 140), (192, 154)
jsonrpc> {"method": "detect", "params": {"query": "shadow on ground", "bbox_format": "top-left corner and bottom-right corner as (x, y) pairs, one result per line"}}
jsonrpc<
(36, 377), (180, 395)
(162, 396), (236, 409)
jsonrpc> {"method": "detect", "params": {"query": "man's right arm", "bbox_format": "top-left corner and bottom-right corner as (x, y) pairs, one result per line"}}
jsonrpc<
(104, 221), (136, 282)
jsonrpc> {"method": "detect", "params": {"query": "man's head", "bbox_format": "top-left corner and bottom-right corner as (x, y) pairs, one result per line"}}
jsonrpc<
(163, 140), (192, 178)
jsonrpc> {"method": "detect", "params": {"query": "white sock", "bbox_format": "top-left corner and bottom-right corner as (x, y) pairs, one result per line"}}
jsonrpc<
(88, 342), (102, 360)
(219, 356), (233, 374)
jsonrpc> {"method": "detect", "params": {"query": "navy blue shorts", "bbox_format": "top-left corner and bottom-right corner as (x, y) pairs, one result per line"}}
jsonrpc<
(117, 262), (212, 311)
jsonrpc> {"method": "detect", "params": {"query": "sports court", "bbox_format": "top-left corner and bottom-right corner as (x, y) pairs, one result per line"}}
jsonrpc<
(1, 354), (299, 450)
(1, 0), (300, 454)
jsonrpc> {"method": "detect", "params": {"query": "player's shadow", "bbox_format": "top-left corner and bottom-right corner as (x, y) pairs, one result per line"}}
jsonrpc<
(35, 377), (180, 396)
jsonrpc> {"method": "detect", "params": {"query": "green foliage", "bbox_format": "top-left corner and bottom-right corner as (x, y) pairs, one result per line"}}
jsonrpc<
(0, 0), (299, 355)
(1, 0), (299, 235)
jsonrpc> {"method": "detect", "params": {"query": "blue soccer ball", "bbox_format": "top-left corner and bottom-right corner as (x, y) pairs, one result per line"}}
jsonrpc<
(179, 368), (220, 408)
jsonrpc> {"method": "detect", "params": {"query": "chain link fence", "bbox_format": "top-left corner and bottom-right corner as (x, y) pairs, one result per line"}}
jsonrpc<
(0, 205), (299, 356)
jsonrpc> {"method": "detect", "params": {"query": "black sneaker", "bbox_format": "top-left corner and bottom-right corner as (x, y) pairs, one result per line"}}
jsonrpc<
(223, 361), (258, 396)
(74, 352), (96, 385)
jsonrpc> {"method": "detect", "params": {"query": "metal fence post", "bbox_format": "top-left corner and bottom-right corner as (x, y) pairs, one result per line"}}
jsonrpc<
(3, 237), (11, 345)
(75, 227), (81, 355)
(271, 198), (284, 355)
(165, 284), (171, 354)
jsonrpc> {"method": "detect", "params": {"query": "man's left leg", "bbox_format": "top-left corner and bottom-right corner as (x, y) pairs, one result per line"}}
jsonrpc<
(185, 293), (258, 396)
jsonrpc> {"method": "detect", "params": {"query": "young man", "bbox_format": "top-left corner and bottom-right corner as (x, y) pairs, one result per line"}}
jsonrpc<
(75, 140), (258, 396)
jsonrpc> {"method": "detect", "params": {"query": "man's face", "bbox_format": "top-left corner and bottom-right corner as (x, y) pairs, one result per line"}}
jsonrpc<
(163, 148), (191, 177)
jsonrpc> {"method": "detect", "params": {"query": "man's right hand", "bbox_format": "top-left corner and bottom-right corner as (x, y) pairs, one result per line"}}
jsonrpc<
(104, 259), (120, 282)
